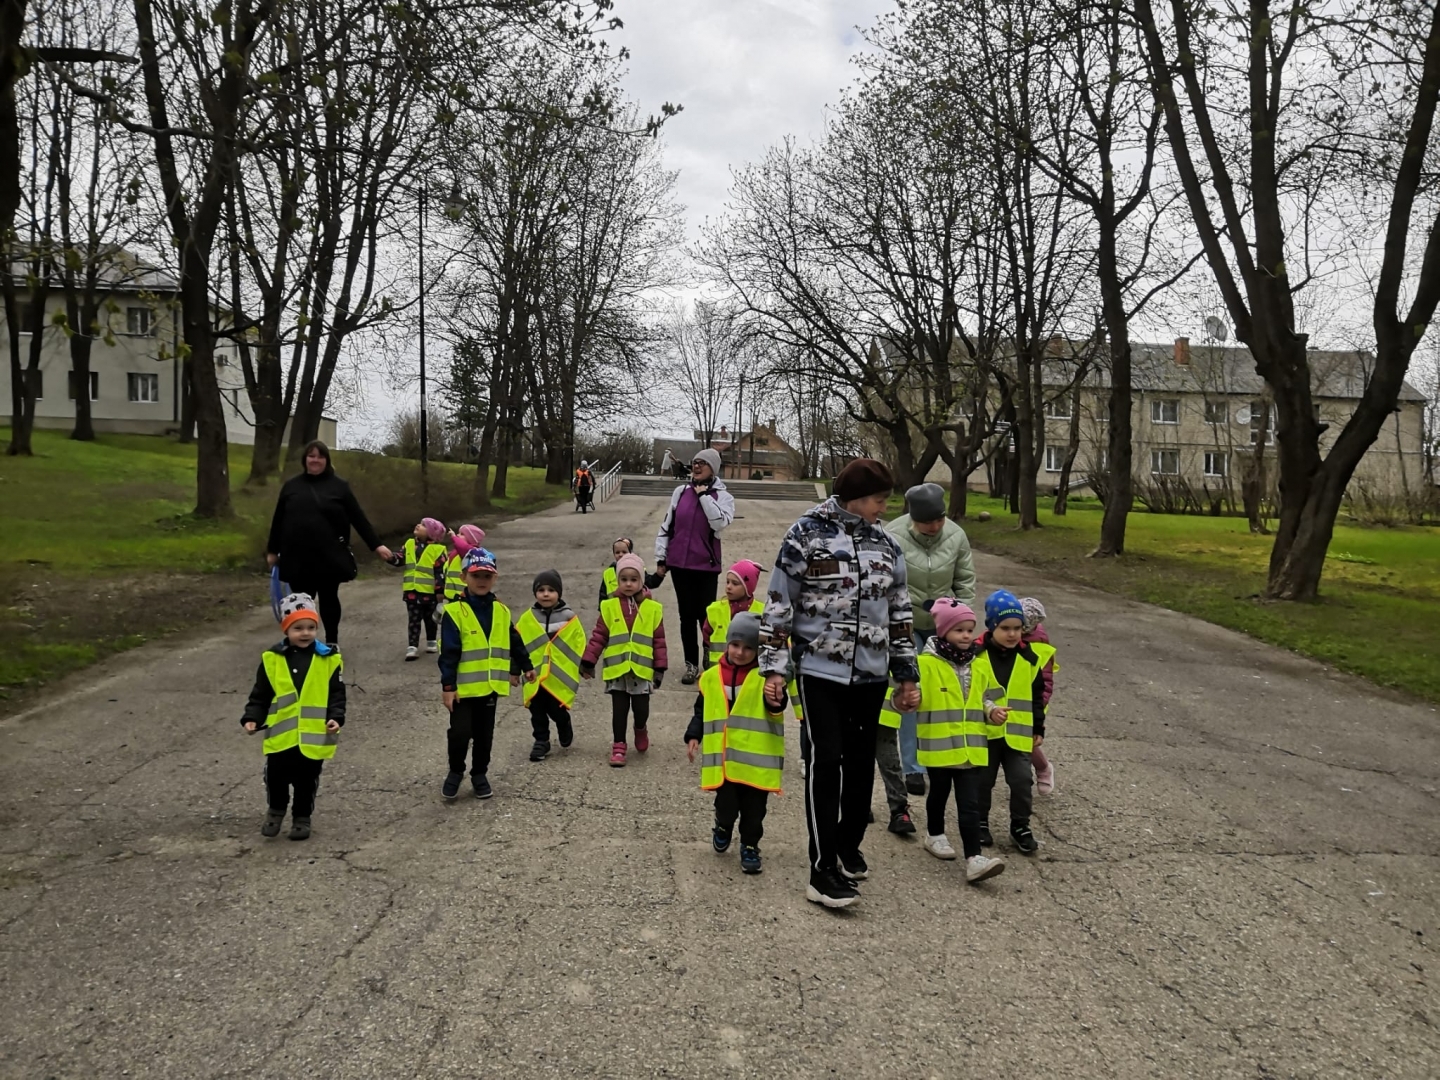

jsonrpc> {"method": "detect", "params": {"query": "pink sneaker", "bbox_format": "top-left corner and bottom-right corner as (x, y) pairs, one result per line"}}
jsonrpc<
(634, 727), (650, 753)
(609, 742), (627, 767)
(1035, 762), (1056, 795)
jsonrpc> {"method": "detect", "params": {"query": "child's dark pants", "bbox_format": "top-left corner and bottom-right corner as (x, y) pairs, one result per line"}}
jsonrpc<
(265, 746), (324, 817)
(977, 739), (1034, 827)
(529, 687), (572, 744)
(448, 695), (498, 777)
(926, 766), (985, 858)
(714, 780), (769, 846)
(406, 596), (438, 647)
(610, 693), (650, 743)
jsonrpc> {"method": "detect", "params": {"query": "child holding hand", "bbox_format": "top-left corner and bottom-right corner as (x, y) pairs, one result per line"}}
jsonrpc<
(581, 553), (667, 767)
(389, 517), (448, 660)
(598, 537), (663, 607)
(241, 593), (344, 841)
(685, 613), (783, 875)
(701, 559), (764, 667)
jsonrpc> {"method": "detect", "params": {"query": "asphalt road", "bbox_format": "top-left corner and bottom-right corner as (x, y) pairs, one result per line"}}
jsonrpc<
(2, 493), (1437, 1079)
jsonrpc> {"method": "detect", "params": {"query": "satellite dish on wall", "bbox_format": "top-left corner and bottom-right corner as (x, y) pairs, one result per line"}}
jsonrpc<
(1203, 315), (1229, 342)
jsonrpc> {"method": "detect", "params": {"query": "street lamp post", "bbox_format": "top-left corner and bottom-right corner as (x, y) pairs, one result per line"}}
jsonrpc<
(418, 183), (430, 497)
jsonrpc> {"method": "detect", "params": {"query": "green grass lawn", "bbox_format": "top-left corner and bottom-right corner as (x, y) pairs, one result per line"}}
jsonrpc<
(0, 428), (569, 704)
(953, 494), (1440, 702)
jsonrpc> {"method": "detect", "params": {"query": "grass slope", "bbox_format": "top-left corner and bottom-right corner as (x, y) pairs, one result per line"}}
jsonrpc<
(959, 495), (1440, 702)
(0, 429), (568, 703)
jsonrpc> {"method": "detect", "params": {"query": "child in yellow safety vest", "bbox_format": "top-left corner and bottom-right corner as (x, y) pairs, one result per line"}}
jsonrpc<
(685, 613), (782, 874)
(517, 569), (584, 762)
(973, 590), (1056, 856)
(598, 536), (663, 608)
(911, 598), (1005, 883)
(437, 548), (536, 801)
(581, 553), (668, 768)
(442, 523), (487, 603)
(385, 517), (448, 660)
(241, 593), (345, 841)
(700, 559), (764, 667)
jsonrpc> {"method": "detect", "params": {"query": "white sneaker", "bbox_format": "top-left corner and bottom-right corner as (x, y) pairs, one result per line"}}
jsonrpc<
(404, 645), (418, 661)
(923, 833), (957, 860)
(799, 759), (807, 780)
(424, 641), (438, 654)
(965, 854), (1006, 883)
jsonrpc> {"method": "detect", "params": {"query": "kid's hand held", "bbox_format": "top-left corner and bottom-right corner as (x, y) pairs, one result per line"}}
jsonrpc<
(510, 675), (521, 688)
(525, 669), (538, 683)
(325, 719), (341, 733)
(686, 739), (699, 763)
(244, 721), (258, 733)
(581, 668), (595, 680)
(988, 706), (1008, 723)
(443, 690), (456, 712)
(1033, 734), (1044, 748)
(894, 682), (920, 712)
(764, 675), (787, 708)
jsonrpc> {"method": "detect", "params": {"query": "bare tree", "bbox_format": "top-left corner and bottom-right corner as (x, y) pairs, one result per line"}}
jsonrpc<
(659, 299), (742, 449)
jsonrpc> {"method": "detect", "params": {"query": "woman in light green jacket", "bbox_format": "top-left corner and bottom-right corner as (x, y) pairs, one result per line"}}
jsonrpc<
(885, 483), (976, 787)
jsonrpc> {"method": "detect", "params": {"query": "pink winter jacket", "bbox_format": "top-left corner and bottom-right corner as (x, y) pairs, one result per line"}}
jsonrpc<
(581, 589), (669, 674)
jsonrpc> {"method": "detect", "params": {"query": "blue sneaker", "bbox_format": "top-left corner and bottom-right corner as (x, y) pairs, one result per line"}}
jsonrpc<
(740, 845), (762, 874)
(712, 824), (732, 853)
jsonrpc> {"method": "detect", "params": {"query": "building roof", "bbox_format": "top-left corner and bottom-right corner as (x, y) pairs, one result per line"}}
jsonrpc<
(8, 249), (178, 293)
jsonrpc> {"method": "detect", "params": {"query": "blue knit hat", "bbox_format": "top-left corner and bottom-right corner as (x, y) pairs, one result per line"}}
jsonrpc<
(462, 547), (498, 574)
(984, 589), (1024, 629)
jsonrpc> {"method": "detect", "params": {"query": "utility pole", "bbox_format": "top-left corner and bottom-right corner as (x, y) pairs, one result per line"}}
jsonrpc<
(417, 183), (429, 498)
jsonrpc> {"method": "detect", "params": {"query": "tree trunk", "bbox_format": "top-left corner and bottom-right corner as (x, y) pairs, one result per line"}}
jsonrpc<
(1013, 353), (1040, 528)
(1053, 385), (1083, 515)
(4, 266), (31, 455)
(179, 355), (195, 443)
(0, 0), (28, 455)
(68, 331), (95, 441)
(246, 336), (287, 484)
(1264, 465), (1347, 600)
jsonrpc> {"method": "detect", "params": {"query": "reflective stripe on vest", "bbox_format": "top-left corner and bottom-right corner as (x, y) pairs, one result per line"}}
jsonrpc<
(973, 644), (1051, 753)
(262, 649), (343, 761)
(911, 652), (989, 769)
(516, 609), (585, 708)
(600, 597), (662, 682)
(403, 538), (446, 596)
(443, 554), (465, 600)
(705, 597), (765, 664)
(446, 601), (512, 698)
(698, 665), (784, 793)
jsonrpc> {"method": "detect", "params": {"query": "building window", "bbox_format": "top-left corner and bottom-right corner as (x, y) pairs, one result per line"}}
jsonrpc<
(126, 307), (154, 336)
(1044, 397), (1072, 420)
(1150, 449), (1180, 475)
(128, 372), (160, 403)
(1150, 399), (1179, 425)
(1204, 452), (1227, 477)
(1204, 400), (1228, 424)
(1249, 400), (1276, 445)
(1044, 446), (1065, 472)
(1094, 394), (1110, 421)
(68, 370), (99, 400)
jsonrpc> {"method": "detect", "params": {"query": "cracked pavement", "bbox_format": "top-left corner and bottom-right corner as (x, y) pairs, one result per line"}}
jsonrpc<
(2, 495), (1437, 1078)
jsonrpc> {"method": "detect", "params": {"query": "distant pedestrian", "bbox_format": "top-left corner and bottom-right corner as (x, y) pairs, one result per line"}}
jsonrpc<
(581, 553), (668, 768)
(759, 457), (919, 909)
(654, 447), (735, 685)
(265, 440), (394, 644)
(241, 593), (344, 842)
(385, 517), (447, 660)
(437, 548), (536, 801)
(661, 447), (678, 477)
(972, 590), (1056, 856)
(886, 482), (976, 795)
(516, 569), (584, 762)
(685, 613), (783, 876)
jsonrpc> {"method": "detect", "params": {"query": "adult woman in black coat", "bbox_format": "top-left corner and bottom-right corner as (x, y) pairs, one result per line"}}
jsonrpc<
(265, 441), (393, 643)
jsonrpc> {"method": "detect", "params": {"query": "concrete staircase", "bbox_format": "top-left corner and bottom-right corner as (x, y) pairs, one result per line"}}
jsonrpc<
(619, 475), (825, 502)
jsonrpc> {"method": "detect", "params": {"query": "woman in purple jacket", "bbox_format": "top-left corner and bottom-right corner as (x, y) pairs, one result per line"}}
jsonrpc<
(654, 447), (736, 684)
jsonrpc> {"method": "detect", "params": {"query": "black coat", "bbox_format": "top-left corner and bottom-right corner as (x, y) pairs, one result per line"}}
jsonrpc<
(267, 471), (382, 585)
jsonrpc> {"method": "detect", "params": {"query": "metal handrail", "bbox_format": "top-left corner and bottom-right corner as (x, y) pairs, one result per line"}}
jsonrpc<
(597, 462), (624, 503)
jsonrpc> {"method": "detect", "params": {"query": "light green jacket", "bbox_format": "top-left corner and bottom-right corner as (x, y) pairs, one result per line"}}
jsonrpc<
(885, 515), (976, 631)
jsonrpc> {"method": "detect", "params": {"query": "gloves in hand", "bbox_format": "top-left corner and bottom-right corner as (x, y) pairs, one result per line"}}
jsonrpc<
(653, 671), (665, 689)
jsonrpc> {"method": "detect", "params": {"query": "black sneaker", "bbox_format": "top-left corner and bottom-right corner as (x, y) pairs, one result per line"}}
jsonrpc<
(905, 772), (927, 796)
(1011, 823), (1038, 855)
(712, 824), (733, 853)
(473, 775), (493, 800)
(838, 851), (869, 881)
(806, 869), (859, 909)
(288, 817), (311, 841)
(442, 771), (462, 800)
(261, 811), (284, 838)
(979, 823), (994, 847)
(681, 662), (699, 685)
(740, 845), (762, 874)
(888, 809), (917, 836)
(557, 718), (574, 748)
(529, 740), (551, 762)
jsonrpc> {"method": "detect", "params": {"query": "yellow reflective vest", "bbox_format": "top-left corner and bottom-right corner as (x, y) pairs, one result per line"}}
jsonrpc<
(261, 648), (342, 760)
(704, 597), (764, 665)
(442, 552), (465, 601)
(516, 608), (585, 708)
(446, 600), (513, 699)
(698, 664), (785, 792)
(600, 597), (663, 682)
(602, 565), (618, 600)
(403, 538), (446, 596)
(972, 642), (1057, 752)
(912, 652), (989, 768)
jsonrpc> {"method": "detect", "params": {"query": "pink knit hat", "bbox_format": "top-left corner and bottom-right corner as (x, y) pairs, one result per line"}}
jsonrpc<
(728, 559), (762, 598)
(931, 597), (977, 639)
(452, 523), (486, 555)
(615, 553), (646, 577)
(422, 517), (446, 541)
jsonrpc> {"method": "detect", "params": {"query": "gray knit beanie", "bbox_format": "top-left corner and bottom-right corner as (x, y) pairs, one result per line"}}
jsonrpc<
(726, 612), (762, 649)
(692, 447), (723, 476)
(906, 483), (947, 523)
